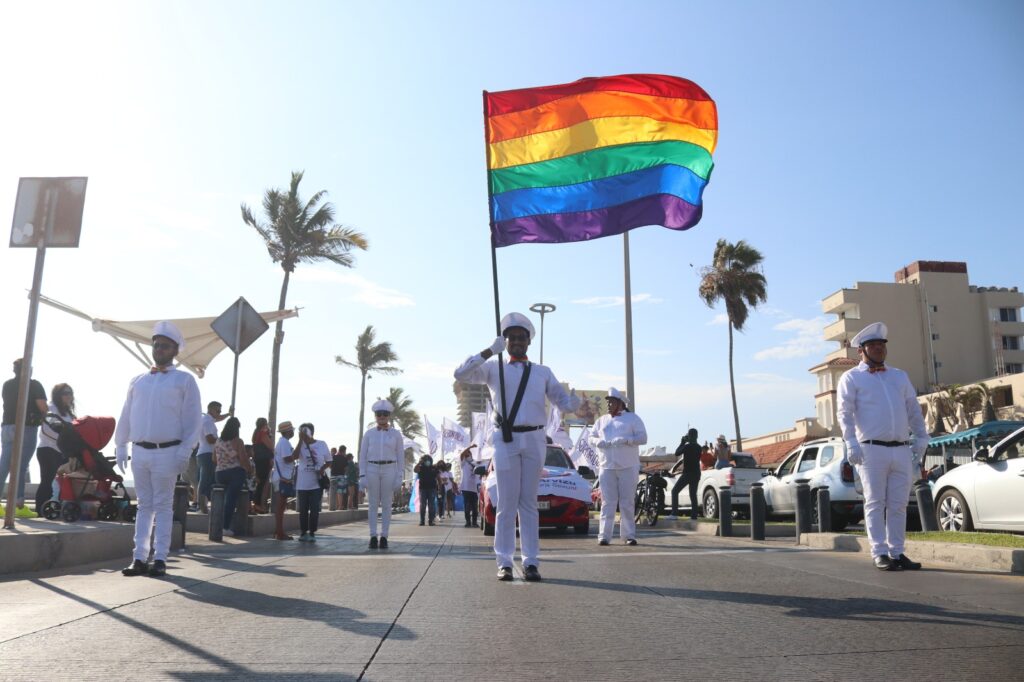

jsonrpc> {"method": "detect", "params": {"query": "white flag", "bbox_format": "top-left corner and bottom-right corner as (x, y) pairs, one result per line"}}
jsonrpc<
(570, 427), (599, 470)
(442, 417), (470, 460)
(423, 416), (441, 457)
(545, 405), (574, 452)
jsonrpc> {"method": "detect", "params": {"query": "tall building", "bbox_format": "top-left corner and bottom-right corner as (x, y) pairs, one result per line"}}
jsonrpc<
(813, 260), (1024, 431)
(453, 381), (489, 429)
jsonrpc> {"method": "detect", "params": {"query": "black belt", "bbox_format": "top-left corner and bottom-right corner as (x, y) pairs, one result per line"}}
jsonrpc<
(861, 440), (909, 447)
(503, 425), (543, 433)
(369, 460), (395, 464)
(135, 440), (182, 449)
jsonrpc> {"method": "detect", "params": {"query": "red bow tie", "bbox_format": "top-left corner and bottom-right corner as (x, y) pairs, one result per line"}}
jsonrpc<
(150, 366), (169, 374)
(868, 365), (886, 373)
(510, 356), (528, 363)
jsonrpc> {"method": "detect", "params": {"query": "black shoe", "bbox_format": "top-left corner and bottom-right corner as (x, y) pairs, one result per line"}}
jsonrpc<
(625, 539), (638, 546)
(874, 555), (901, 571)
(379, 537), (388, 549)
(369, 537), (378, 549)
(895, 554), (921, 570)
(598, 539), (610, 546)
(148, 560), (167, 577)
(419, 521), (425, 526)
(523, 565), (542, 582)
(428, 520), (435, 526)
(464, 522), (472, 527)
(497, 566), (513, 581)
(121, 559), (148, 577)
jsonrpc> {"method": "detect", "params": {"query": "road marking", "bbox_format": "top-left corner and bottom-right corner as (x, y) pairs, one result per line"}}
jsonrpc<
(297, 546), (812, 560)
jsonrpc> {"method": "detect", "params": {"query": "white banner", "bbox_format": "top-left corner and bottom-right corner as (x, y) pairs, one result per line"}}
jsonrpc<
(546, 405), (574, 452)
(423, 416), (441, 457)
(442, 417), (470, 459)
(570, 427), (599, 470)
(484, 465), (592, 505)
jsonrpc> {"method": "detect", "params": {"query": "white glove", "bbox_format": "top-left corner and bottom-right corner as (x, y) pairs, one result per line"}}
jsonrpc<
(847, 447), (864, 466)
(488, 336), (505, 354)
(115, 446), (128, 473)
(610, 438), (627, 447)
(911, 440), (927, 460)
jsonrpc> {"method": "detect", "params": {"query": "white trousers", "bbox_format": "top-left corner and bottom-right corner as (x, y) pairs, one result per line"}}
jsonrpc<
(493, 430), (545, 568)
(598, 467), (639, 542)
(856, 444), (913, 559)
(131, 447), (181, 562)
(365, 464), (398, 538)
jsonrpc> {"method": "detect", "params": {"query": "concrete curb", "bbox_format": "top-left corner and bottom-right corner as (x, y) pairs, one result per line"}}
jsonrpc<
(798, 532), (1024, 575)
(185, 508), (370, 535)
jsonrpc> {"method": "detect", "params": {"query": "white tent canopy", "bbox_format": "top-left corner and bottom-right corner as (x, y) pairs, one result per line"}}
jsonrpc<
(39, 294), (298, 378)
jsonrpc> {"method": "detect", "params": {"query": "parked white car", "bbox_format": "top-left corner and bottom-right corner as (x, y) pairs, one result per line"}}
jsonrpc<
(759, 437), (862, 531)
(933, 426), (1024, 532)
(663, 453), (769, 519)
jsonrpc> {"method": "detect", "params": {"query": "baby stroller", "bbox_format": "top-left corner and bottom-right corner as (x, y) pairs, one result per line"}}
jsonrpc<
(39, 414), (137, 523)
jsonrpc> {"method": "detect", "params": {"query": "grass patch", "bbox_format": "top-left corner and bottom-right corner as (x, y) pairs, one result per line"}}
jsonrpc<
(850, 530), (1024, 548)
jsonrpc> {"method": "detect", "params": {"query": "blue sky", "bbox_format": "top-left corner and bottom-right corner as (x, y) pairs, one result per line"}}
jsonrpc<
(1, 1), (1022, 476)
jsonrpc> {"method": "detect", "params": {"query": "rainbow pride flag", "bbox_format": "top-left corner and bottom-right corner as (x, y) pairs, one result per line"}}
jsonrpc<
(484, 74), (717, 247)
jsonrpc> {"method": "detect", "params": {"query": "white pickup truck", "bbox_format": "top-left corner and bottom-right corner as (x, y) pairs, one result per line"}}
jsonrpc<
(664, 453), (771, 519)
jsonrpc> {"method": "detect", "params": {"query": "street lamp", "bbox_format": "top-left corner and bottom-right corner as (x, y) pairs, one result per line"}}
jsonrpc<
(529, 303), (556, 365)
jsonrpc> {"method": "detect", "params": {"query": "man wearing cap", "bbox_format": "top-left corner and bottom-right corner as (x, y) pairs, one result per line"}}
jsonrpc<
(272, 421), (297, 540)
(359, 399), (403, 549)
(454, 312), (580, 582)
(837, 322), (929, 572)
(590, 388), (648, 546)
(115, 321), (202, 577)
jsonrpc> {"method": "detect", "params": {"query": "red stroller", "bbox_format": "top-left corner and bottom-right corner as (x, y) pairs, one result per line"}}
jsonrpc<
(40, 414), (137, 523)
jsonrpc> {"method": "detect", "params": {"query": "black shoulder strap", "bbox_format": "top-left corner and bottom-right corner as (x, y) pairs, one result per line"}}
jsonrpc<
(506, 362), (532, 430)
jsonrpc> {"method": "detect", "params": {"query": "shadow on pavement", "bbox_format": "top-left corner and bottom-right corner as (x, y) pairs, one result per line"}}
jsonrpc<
(546, 578), (1024, 633)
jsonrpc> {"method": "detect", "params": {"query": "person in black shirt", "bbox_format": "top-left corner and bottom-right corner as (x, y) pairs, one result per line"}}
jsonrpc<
(330, 445), (348, 510)
(414, 454), (438, 526)
(1, 359), (49, 517)
(668, 428), (703, 520)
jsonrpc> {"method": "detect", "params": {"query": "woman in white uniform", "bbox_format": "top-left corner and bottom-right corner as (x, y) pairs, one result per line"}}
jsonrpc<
(359, 399), (403, 549)
(590, 388), (648, 546)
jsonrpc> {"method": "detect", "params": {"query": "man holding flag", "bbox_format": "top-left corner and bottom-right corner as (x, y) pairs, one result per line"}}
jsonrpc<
(454, 312), (579, 582)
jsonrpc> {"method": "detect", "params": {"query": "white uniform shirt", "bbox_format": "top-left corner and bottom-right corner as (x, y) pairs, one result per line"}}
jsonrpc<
(590, 411), (648, 470)
(836, 362), (929, 458)
(295, 439), (329, 491)
(197, 413), (218, 455)
(273, 435), (295, 482)
(460, 458), (479, 492)
(39, 401), (74, 451)
(359, 426), (404, 464)
(113, 367), (202, 465)
(454, 355), (580, 427)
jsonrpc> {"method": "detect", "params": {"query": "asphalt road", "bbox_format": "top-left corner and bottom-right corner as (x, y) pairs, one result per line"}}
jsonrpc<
(1, 512), (1022, 681)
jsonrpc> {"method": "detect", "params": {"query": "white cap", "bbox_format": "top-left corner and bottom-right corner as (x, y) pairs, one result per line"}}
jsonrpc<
(372, 399), (394, 413)
(152, 320), (185, 350)
(500, 312), (535, 340)
(851, 322), (888, 347)
(606, 387), (629, 406)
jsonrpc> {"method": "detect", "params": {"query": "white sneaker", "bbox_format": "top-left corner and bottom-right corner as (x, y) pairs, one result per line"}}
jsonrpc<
(223, 529), (235, 537)
(666, 514), (679, 520)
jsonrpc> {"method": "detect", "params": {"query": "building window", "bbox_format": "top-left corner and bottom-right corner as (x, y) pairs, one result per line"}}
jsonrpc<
(932, 333), (940, 341)
(931, 305), (938, 312)
(1004, 336), (1021, 351)
(1000, 307), (1019, 322)
(1007, 363), (1023, 375)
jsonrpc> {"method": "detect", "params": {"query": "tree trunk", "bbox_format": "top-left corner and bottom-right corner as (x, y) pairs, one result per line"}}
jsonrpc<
(728, 320), (743, 451)
(356, 371), (367, 458)
(268, 270), (290, 432)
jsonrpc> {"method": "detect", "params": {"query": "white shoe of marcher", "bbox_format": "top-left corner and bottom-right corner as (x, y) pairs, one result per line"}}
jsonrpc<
(665, 514), (679, 520)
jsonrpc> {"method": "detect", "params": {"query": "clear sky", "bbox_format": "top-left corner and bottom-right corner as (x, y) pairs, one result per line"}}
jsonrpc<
(1, 1), (1022, 479)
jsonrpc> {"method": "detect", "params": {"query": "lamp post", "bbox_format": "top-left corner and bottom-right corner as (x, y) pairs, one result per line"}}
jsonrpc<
(529, 303), (556, 365)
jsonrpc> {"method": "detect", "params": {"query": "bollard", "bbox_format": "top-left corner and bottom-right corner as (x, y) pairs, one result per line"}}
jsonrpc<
(795, 479), (812, 542)
(719, 486), (733, 537)
(208, 484), (225, 541)
(750, 482), (766, 541)
(816, 487), (831, 533)
(172, 481), (190, 551)
(915, 480), (939, 532)
(232, 488), (250, 536)
(329, 479), (339, 511)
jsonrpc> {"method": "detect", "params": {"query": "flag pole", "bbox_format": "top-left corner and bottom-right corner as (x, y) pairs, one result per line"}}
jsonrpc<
(623, 232), (636, 411)
(483, 91), (512, 443)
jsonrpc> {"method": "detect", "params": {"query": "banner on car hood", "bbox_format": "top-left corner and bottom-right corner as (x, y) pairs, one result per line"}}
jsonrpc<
(485, 466), (592, 505)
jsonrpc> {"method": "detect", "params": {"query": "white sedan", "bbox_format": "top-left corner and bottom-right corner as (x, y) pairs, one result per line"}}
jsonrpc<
(933, 426), (1024, 532)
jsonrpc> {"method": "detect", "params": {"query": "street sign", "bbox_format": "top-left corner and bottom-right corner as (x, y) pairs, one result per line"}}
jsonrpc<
(210, 297), (269, 354)
(10, 177), (87, 248)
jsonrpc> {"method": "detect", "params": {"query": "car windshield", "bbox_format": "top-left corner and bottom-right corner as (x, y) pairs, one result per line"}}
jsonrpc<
(545, 446), (572, 468)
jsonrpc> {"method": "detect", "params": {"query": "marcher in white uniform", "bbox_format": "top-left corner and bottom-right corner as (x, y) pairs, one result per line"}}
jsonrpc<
(114, 321), (202, 577)
(454, 312), (580, 582)
(359, 399), (403, 549)
(590, 388), (647, 546)
(837, 322), (929, 571)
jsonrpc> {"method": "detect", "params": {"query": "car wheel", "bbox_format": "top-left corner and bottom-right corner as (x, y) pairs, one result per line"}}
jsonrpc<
(702, 489), (719, 519)
(483, 520), (495, 536)
(574, 520), (589, 535)
(936, 490), (973, 532)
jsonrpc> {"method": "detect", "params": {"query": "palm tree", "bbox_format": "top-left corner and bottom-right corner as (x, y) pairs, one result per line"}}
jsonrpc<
(336, 325), (402, 454)
(698, 239), (767, 451)
(385, 387), (424, 439)
(241, 170), (368, 432)
(975, 382), (998, 422)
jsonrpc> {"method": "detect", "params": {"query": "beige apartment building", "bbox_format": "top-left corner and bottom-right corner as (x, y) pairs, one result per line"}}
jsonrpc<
(813, 261), (1024, 431)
